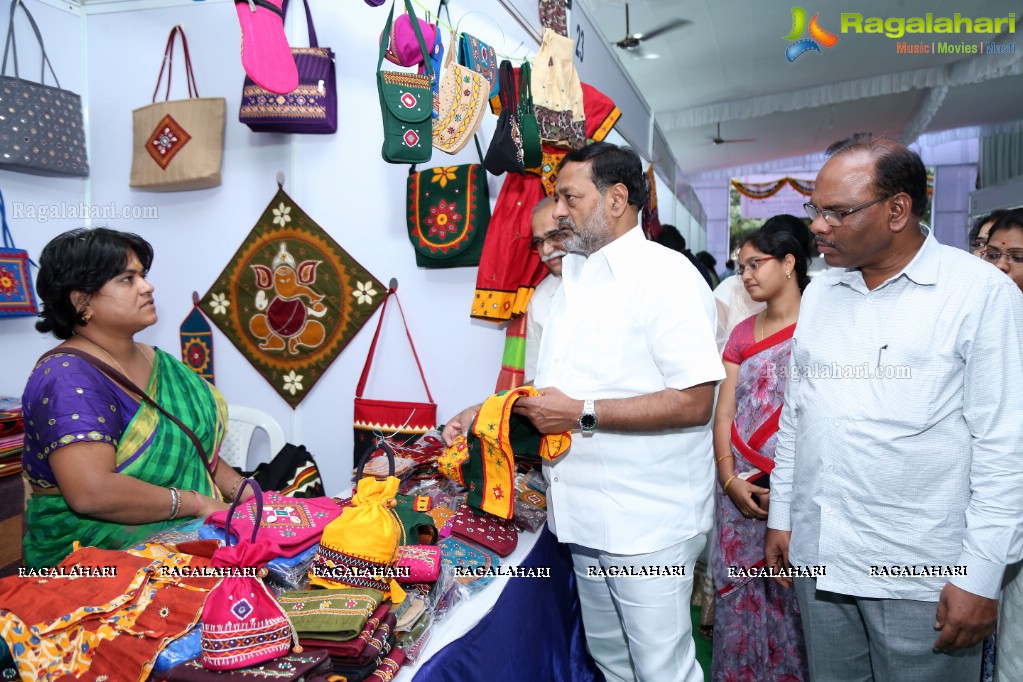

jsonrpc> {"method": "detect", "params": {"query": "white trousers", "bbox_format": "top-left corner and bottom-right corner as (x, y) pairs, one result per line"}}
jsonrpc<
(570, 534), (706, 682)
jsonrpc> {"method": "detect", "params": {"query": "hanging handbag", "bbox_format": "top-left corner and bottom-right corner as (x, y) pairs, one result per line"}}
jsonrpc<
(377, 0), (434, 164)
(238, 0), (336, 134)
(201, 479), (299, 671)
(483, 61), (523, 176)
(381, 5), (437, 67)
(0, 0), (88, 177)
(406, 136), (490, 268)
(353, 287), (437, 459)
(458, 32), (498, 99)
(433, 32), (487, 154)
(130, 25), (226, 191)
(0, 189), (38, 318)
(532, 28), (586, 149)
(517, 62), (543, 169)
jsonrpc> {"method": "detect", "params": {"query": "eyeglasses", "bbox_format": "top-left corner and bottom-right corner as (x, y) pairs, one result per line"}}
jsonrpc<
(736, 256), (776, 276)
(982, 248), (1023, 265)
(529, 228), (573, 253)
(803, 196), (889, 227)
(970, 239), (988, 252)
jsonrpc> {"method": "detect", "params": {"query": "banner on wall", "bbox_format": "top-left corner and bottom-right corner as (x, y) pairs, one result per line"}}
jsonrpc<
(734, 178), (815, 219)
(201, 186), (385, 408)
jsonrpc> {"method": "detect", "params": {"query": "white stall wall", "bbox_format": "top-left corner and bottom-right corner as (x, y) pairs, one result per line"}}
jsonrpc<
(0, 0), (544, 494)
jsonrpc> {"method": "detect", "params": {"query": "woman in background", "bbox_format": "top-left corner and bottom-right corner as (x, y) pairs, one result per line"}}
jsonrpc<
(22, 228), (242, 568)
(710, 222), (812, 681)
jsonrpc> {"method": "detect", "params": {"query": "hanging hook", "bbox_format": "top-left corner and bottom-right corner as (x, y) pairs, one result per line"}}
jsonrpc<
(455, 9), (508, 46)
(388, 277), (399, 291)
(276, 171), (285, 189)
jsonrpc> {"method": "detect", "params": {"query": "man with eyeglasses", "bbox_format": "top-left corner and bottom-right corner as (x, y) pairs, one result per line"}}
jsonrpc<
(444, 142), (722, 682)
(764, 133), (1023, 682)
(524, 195), (567, 384)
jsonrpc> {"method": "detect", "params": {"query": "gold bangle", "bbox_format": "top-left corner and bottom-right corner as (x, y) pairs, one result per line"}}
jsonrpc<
(717, 454), (735, 463)
(722, 475), (738, 492)
(227, 478), (242, 501)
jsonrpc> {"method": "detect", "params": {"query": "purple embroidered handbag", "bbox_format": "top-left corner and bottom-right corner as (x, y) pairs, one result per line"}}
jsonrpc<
(238, 0), (336, 134)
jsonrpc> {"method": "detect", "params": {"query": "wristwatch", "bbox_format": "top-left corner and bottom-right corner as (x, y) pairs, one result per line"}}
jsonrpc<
(579, 399), (598, 432)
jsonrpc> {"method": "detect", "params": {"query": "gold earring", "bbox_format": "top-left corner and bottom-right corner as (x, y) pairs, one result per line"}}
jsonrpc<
(79, 310), (92, 324)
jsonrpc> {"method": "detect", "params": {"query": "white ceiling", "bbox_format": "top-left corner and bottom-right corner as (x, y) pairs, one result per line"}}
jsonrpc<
(585, 0), (1022, 177)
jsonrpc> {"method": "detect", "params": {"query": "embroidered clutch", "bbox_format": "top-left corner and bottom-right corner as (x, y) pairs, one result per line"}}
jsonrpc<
(163, 650), (331, 681)
(439, 535), (500, 595)
(277, 588), (384, 641)
(396, 545), (441, 584)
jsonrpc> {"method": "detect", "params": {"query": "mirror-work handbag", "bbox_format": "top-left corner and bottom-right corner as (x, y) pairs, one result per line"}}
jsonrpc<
(353, 288), (437, 459)
(0, 189), (38, 318)
(238, 0), (336, 134)
(432, 32), (487, 155)
(484, 61), (523, 176)
(0, 0), (88, 177)
(130, 25), (226, 191)
(377, 0), (434, 164)
(201, 479), (299, 671)
(458, 32), (498, 99)
(406, 136), (490, 268)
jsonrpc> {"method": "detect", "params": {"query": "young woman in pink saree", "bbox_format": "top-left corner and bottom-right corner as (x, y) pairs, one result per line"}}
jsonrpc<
(711, 218), (812, 681)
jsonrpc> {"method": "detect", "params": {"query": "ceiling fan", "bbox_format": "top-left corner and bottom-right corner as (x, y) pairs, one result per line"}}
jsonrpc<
(614, 3), (692, 51)
(711, 122), (756, 145)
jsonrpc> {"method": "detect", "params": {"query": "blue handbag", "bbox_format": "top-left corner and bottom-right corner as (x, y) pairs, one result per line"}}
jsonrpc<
(0, 188), (39, 318)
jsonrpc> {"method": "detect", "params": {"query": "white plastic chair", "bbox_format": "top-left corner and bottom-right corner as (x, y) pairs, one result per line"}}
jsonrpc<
(221, 405), (286, 472)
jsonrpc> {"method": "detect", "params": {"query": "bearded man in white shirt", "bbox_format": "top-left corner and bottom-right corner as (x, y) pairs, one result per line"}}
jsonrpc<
(444, 143), (723, 682)
(764, 134), (1023, 682)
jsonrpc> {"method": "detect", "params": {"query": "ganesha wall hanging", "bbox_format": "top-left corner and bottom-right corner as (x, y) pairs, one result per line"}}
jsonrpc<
(202, 182), (385, 407)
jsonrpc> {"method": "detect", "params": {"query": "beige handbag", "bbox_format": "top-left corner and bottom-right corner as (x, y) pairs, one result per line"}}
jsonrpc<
(531, 28), (585, 148)
(432, 32), (488, 155)
(130, 26), (225, 192)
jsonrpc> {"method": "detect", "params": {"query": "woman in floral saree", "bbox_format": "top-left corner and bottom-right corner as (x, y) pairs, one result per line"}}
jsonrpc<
(711, 218), (812, 681)
(22, 228), (247, 568)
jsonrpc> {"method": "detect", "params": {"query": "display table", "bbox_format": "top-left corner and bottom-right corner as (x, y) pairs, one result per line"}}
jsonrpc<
(397, 526), (600, 681)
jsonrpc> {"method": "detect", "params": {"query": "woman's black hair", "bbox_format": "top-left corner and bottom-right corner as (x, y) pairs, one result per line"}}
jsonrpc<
(35, 228), (154, 340)
(984, 208), (1023, 244)
(741, 215), (813, 292)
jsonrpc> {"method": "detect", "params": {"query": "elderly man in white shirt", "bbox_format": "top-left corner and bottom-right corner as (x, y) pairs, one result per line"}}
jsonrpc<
(524, 195), (565, 384)
(447, 143), (723, 681)
(765, 134), (1023, 682)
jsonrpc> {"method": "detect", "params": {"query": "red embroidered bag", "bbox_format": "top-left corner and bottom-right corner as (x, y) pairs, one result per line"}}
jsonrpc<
(353, 286), (437, 461)
(201, 479), (299, 671)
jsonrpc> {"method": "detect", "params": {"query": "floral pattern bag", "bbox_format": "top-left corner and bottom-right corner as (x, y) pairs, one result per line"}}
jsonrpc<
(406, 136), (490, 268)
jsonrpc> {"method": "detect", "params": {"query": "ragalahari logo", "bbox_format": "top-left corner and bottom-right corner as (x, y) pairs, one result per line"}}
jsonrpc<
(784, 7), (839, 61)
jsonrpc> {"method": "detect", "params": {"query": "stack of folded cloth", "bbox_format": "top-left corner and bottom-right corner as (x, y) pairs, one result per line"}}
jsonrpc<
(277, 587), (413, 681)
(0, 397), (23, 478)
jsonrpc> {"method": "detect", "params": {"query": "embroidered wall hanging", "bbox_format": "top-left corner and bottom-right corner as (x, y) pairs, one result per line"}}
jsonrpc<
(180, 292), (215, 384)
(201, 184), (385, 407)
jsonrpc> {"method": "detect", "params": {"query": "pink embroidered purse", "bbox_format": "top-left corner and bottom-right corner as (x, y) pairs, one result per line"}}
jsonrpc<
(395, 544), (441, 584)
(205, 491), (341, 558)
(201, 479), (300, 671)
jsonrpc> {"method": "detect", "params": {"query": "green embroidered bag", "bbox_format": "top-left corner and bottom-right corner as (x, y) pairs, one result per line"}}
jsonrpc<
(406, 136), (490, 268)
(377, 0), (434, 164)
(517, 62), (542, 169)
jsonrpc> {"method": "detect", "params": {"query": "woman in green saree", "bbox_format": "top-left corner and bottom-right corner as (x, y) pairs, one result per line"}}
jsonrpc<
(21, 228), (248, 568)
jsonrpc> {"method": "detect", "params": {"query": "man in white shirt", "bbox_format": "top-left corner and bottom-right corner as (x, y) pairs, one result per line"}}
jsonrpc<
(524, 195), (565, 384)
(765, 134), (1023, 681)
(447, 143), (723, 681)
